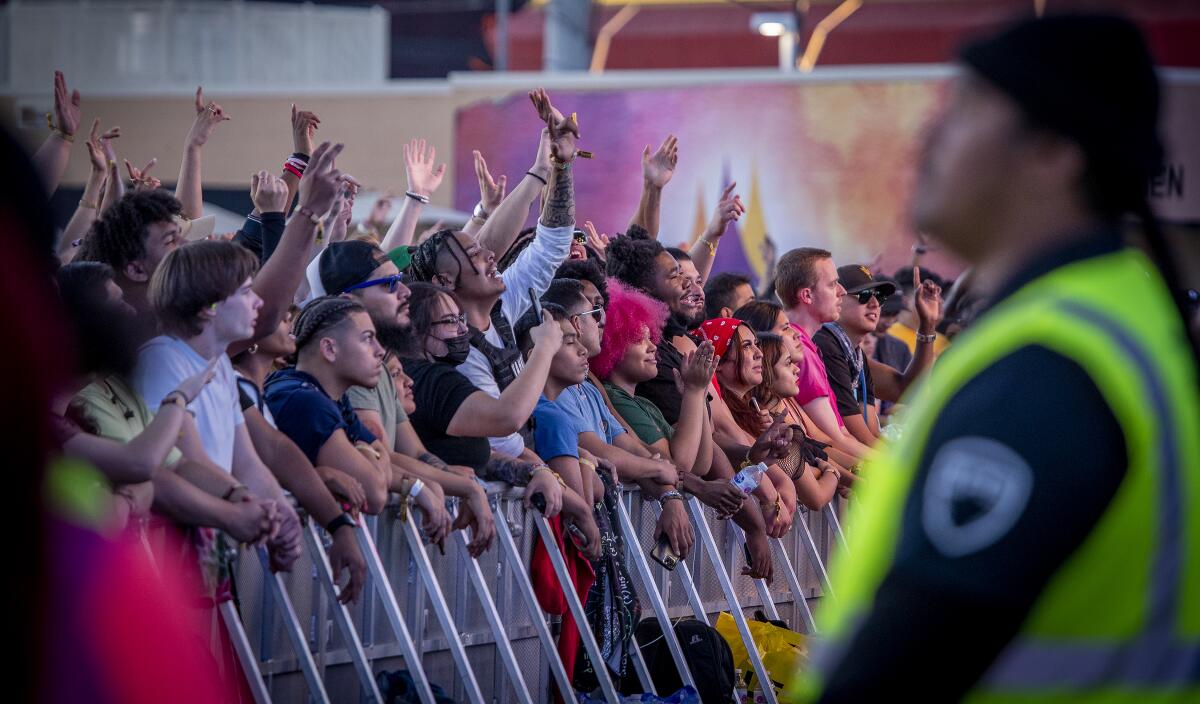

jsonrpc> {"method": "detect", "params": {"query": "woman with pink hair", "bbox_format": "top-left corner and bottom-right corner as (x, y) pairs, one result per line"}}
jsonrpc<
(596, 281), (740, 510)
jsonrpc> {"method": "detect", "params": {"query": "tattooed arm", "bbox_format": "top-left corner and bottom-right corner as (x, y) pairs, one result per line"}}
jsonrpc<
(481, 452), (535, 486)
(539, 162), (575, 229)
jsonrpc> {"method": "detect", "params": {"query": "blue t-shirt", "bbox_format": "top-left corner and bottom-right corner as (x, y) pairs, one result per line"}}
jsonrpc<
(553, 382), (626, 444)
(263, 368), (377, 464)
(532, 396), (581, 461)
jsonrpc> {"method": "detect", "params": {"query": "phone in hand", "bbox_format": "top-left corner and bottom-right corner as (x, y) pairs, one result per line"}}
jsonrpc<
(530, 493), (547, 514)
(528, 288), (543, 324)
(650, 533), (681, 571)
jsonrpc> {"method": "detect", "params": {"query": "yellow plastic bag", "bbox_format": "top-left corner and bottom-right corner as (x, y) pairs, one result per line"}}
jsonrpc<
(715, 612), (808, 691)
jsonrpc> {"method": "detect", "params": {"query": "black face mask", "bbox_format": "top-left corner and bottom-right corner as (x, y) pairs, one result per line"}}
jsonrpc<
(432, 331), (471, 366)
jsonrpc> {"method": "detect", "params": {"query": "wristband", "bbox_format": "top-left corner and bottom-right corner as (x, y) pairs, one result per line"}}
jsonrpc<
(405, 191), (431, 205)
(79, 198), (99, 210)
(699, 238), (717, 257)
(408, 478), (424, 499)
(296, 207), (322, 226)
(283, 153), (309, 179)
(326, 512), (356, 534)
(222, 484), (247, 501)
(525, 171), (549, 186)
(578, 458), (597, 471)
(161, 391), (188, 408)
(916, 331), (937, 344)
(658, 490), (684, 508)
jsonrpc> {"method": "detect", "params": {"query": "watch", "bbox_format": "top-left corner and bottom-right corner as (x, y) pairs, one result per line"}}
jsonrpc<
(326, 512), (356, 534)
(161, 391), (188, 408)
(472, 201), (489, 222)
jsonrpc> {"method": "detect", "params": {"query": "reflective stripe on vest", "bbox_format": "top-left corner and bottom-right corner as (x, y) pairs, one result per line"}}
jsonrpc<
(977, 301), (1198, 691)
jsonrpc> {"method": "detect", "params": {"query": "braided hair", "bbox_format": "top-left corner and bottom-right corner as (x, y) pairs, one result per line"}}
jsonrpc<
(409, 229), (478, 286)
(289, 295), (365, 363)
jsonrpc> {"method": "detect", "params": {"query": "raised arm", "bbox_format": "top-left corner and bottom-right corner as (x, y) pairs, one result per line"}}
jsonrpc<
(462, 150), (507, 237)
(669, 340), (718, 474)
(871, 267), (944, 401)
(475, 129), (553, 255)
(174, 87), (230, 219)
(447, 314), (563, 437)
(281, 104), (320, 213)
(237, 142), (342, 354)
(32, 71), (81, 195)
(58, 120), (118, 263)
(689, 182), (745, 283)
(380, 138), (445, 250)
(629, 134), (678, 239)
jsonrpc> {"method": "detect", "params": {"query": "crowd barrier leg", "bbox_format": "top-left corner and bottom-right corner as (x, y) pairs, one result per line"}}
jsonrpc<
(254, 546), (331, 704)
(823, 503), (849, 555)
(352, 517), (434, 704)
(685, 497), (778, 704)
(450, 512), (536, 704)
(305, 522), (385, 703)
(218, 598), (273, 704)
(493, 505), (576, 701)
(532, 513), (622, 704)
(398, 512), (487, 704)
(614, 496), (697, 692)
(795, 508), (834, 598)
(767, 531), (818, 634)
(627, 633), (658, 695)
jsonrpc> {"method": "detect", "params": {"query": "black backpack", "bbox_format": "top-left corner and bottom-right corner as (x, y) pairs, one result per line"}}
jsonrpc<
(620, 617), (735, 703)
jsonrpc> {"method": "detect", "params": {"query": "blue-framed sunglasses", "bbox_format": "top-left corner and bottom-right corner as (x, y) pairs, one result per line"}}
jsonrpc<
(344, 273), (405, 293)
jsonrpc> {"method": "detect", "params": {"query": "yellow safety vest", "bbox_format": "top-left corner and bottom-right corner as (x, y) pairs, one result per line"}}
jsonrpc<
(792, 248), (1200, 702)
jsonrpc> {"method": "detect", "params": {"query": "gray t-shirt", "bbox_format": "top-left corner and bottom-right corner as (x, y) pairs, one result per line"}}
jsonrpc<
(345, 369), (406, 451)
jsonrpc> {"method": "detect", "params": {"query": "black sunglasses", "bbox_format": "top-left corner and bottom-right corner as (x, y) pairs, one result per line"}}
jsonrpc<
(850, 289), (889, 305)
(572, 230), (587, 244)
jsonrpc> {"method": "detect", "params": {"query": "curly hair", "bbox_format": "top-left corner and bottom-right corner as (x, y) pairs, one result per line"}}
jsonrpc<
(591, 279), (668, 380)
(290, 296), (366, 361)
(605, 235), (666, 294)
(555, 258), (609, 305)
(75, 190), (182, 274)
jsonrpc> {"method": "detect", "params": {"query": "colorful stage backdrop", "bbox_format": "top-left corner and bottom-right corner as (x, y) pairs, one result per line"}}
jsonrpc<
(455, 74), (1198, 286)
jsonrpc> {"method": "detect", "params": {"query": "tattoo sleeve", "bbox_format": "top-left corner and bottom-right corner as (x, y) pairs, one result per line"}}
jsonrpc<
(482, 453), (534, 486)
(417, 451), (449, 472)
(539, 163), (575, 229)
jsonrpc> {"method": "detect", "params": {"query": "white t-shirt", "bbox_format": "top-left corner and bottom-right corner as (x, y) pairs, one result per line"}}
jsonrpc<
(457, 222), (573, 457)
(133, 335), (244, 472)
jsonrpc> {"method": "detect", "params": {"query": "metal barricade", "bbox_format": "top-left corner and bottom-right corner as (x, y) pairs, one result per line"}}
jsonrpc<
(225, 481), (845, 703)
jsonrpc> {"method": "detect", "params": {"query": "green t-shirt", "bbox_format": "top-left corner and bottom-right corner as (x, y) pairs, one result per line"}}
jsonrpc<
(71, 375), (183, 466)
(345, 369), (407, 451)
(604, 382), (674, 446)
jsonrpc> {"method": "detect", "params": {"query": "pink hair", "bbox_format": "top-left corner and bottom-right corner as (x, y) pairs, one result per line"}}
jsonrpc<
(591, 278), (669, 380)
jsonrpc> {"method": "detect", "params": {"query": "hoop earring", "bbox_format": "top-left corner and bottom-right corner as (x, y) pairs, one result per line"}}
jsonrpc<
(247, 344), (259, 355)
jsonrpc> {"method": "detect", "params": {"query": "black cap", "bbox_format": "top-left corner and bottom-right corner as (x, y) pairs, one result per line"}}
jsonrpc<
(959, 14), (1162, 210)
(319, 241), (386, 295)
(838, 264), (896, 296)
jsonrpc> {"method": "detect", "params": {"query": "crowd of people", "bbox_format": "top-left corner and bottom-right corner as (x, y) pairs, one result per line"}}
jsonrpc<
(30, 68), (957, 700)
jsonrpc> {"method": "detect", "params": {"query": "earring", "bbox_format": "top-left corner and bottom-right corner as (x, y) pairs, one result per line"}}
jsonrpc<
(247, 344), (259, 355)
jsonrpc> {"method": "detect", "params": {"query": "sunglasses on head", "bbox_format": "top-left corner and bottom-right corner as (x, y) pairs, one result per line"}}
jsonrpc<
(344, 273), (404, 294)
(850, 289), (889, 305)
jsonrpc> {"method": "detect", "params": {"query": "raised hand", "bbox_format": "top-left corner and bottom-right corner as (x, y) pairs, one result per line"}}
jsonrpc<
(674, 339), (718, 392)
(52, 70), (81, 138)
(582, 220), (609, 260)
(913, 266), (944, 328)
(403, 138), (446, 198)
(173, 356), (220, 403)
(124, 158), (160, 191)
(290, 104), (320, 156)
(529, 312), (565, 353)
(367, 196), (393, 229)
(529, 88), (579, 163)
(186, 86), (230, 149)
(643, 135), (678, 188)
(473, 150), (507, 214)
(703, 182), (746, 240)
(251, 170), (289, 214)
(85, 119), (120, 172)
(297, 142), (345, 217)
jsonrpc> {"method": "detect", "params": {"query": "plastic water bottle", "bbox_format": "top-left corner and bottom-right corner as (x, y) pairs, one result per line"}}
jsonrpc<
(731, 462), (768, 494)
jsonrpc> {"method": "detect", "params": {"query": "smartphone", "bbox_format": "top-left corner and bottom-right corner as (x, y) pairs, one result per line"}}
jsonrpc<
(650, 534), (681, 571)
(530, 493), (547, 514)
(743, 543), (754, 569)
(528, 288), (543, 324)
(750, 397), (762, 414)
(566, 522), (590, 549)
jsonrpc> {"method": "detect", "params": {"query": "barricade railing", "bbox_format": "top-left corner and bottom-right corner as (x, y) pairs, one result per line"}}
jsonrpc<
(226, 481), (844, 703)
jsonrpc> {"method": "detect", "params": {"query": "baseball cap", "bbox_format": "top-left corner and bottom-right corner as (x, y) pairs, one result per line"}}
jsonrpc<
(838, 264), (896, 296)
(319, 241), (388, 295)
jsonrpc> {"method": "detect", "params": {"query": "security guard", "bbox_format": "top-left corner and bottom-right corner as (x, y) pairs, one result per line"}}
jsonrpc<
(793, 14), (1200, 703)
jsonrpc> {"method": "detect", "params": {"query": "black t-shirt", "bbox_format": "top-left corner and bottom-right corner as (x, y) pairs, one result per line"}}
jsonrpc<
(401, 357), (491, 471)
(635, 314), (692, 425)
(813, 326), (876, 420)
(816, 230), (1134, 703)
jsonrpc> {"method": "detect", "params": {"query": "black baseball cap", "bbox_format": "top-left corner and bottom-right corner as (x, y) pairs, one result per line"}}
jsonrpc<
(838, 264), (896, 296)
(319, 241), (387, 295)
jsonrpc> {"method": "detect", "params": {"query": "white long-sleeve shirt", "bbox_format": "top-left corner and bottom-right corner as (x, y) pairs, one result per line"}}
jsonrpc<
(457, 222), (573, 457)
